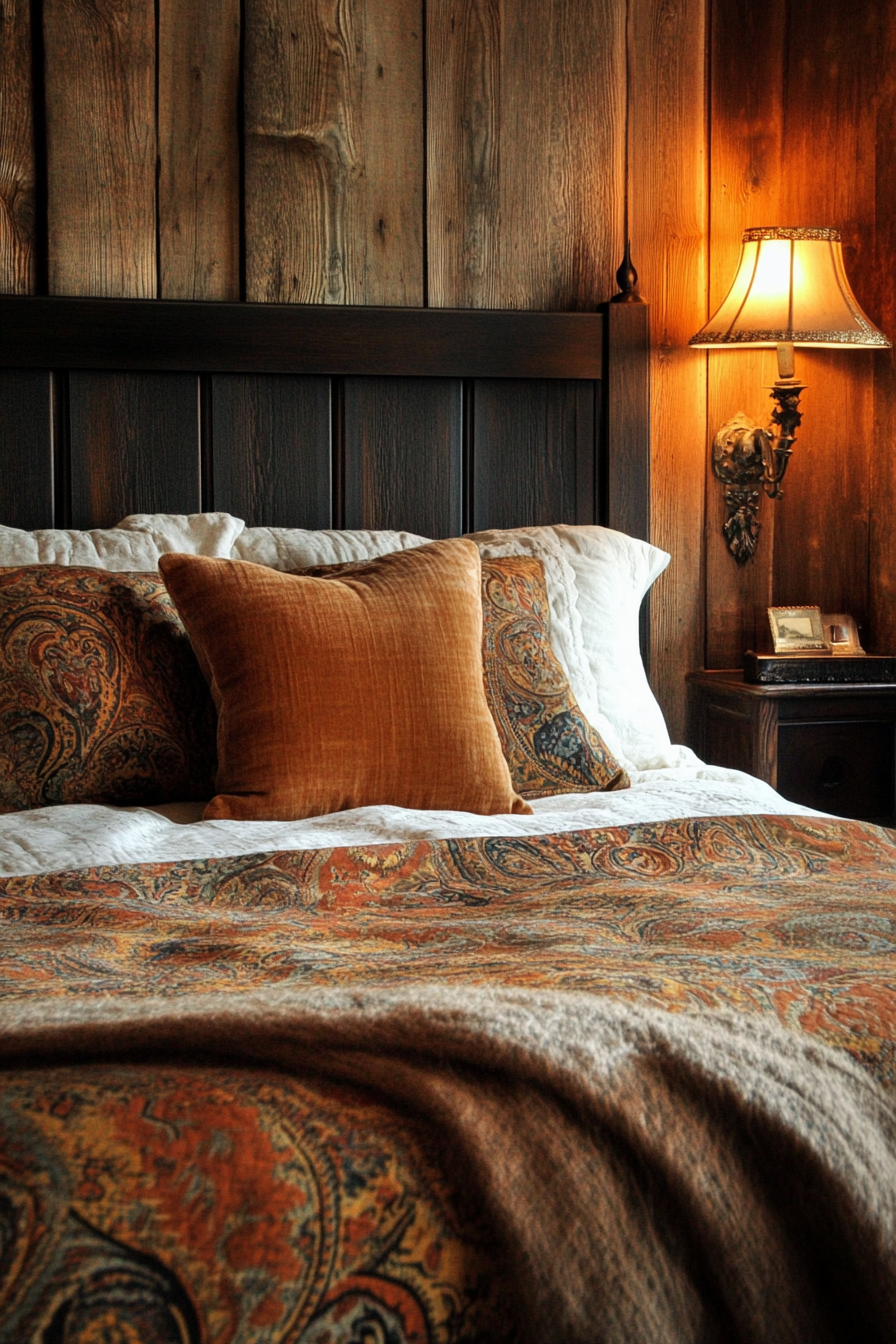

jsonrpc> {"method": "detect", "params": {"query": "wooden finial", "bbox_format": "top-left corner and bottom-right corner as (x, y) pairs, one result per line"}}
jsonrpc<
(611, 239), (644, 303)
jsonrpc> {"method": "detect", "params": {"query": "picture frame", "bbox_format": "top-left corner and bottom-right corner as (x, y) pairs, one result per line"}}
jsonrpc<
(821, 612), (866, 657)
(767, 605), (830, 654)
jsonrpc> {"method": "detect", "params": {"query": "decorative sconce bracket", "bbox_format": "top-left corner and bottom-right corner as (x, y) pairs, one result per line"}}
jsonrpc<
(712, 383), (805, 565)
(713, 413), (770, 565)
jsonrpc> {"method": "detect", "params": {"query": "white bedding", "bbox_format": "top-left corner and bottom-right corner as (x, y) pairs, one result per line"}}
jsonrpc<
(0, 764), (822, 877)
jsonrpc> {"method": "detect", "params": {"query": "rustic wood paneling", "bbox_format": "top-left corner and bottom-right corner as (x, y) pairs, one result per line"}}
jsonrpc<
(0, 370), (53, 528)
(43, 0), (156, 298)
(244, 0), (423, 305)
(869, 7), (896, 659)
(68, 373), (200, 527)
(0, 0), (35, 294)
(427, 0), (626, 310)
(158, 0), (241, 300)
(471, 380), (589, 532)
(704, 0), (784, 668)
(769, 0), (879, 629)
(210, 374), (332, 527)
(343, 378), (462, 536)
(629, 0), (707, 741)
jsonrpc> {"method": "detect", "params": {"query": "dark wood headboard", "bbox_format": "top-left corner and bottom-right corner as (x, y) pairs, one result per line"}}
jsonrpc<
(0, 296), (649, 542)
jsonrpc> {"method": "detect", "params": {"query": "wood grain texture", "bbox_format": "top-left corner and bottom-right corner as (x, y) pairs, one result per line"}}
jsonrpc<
(343, 378), (462, 536)
(769, 0), (879, 630)
(628, 0), (707, 741)
(244, 0), (423, 304)
(0, 0), (35, 293)
(427, 0), (625, 309)
(68, 373), (200, 527)
(158, 0), (240, 300)
(604, 304), (650, 543)
(0, 370), (53, 527)
(0, 297), (604, 378)
(43, 0), (156, 297)
(868, 4), (896, 658)
(471, 379), (587, 531)
(210, 374), (332, 527)
(704, 0), (784, 668)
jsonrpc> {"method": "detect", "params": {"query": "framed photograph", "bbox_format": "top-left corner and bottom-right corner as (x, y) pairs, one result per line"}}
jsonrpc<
(821, 612), (866, 657)
(768, 606), (830, 654)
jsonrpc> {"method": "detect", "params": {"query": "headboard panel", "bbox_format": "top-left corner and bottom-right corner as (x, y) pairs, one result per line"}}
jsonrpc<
(0, 296), (649, 543)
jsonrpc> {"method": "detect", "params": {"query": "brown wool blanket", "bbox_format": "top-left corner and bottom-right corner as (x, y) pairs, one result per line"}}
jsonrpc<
(4, 981), (896, 1344)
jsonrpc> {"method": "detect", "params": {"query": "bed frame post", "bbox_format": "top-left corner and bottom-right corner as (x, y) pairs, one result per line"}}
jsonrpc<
(603, 300), (652, 672)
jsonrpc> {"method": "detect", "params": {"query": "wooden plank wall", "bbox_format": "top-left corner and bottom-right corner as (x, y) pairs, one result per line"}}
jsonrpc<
(706, 0), (896, 676)
(5, 0), (893, 742)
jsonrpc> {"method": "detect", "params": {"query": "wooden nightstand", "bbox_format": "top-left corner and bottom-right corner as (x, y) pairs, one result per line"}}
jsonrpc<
(686, 670), (896, 826)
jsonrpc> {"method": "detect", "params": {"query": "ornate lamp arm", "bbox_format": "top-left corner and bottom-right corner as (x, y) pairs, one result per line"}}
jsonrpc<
(762, 380), (804, 498)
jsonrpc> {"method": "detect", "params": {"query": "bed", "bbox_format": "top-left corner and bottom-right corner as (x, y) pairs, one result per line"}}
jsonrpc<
(2, 293), (896, 1344)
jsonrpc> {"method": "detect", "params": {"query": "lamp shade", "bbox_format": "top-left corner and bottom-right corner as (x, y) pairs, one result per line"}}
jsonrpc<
(690, 227), (891, 349)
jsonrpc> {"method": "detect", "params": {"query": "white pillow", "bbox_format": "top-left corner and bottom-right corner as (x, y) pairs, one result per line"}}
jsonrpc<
(0, 513), (245, 570)
(469, 525), (685, 769)
(232, 526), (430, 570)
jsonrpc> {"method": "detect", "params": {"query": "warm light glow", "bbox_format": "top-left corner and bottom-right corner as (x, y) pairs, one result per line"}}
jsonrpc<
(690, 227), (891, 350)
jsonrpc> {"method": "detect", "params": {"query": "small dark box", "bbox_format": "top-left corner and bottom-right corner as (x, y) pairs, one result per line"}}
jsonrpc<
(744, 652), (896, 686)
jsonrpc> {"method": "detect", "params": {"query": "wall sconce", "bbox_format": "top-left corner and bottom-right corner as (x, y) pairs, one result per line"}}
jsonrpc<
(689, 227), (891, 565)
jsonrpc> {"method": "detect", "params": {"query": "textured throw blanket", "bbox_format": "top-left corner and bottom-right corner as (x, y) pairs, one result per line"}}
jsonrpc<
(3, 814), (896, 1343)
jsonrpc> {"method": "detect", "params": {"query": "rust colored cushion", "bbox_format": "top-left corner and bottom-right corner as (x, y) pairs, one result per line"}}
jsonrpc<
(0, 567), (217, 812)
(158, 540), (529, 821)
(479, 556), (629, 798)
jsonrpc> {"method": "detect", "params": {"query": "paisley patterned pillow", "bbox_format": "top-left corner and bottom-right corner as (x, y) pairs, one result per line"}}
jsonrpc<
(0, 567), (217, 812)
(480, 556), (629, 798)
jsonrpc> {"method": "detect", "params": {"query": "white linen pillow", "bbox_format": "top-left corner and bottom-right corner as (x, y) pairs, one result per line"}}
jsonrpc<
(232, 526), (430, 570)
(469, 525), (684, 769)
(0, 513), (244, 570)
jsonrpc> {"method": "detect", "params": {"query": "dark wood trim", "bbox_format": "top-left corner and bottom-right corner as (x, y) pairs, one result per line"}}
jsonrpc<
(0, 296), (604, 380)
(603, 301), (650, 542)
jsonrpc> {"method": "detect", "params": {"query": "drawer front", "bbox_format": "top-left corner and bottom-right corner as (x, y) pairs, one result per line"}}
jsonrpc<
(777, 720), (895, 820)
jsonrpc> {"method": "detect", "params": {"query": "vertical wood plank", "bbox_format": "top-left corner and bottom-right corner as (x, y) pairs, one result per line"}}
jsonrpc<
(0, 0), (36, 293)
(427, 0), (625, 310)
(869, 6), (896, 658)
(158, 0), (241, 300)
(629, 0), (707, 741)
(704, 0), (784, 668)
(343, 378), (461, 537)
(43, 0), (156, 298)
(471, 380), (585, 531)
(210, 375), (332, 527)
(0, 370), (53, 528)
(770, 0), (879, 629)
(244, 0), (423, 305)
(69, 373), (200, 527)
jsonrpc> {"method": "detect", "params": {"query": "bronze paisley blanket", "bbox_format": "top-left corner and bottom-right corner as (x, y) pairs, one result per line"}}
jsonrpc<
(3, 813), (896, 1343)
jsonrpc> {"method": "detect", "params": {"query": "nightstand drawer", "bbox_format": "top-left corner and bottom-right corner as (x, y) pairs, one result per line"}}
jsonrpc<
(776, 721), (896, 819)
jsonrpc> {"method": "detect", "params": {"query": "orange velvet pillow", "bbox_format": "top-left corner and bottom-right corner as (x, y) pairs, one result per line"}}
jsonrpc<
(159, 540), (530, 821)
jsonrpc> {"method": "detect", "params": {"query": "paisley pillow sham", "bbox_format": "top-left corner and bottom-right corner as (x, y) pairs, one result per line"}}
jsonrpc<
(479, 556), (629, 798)
(0, 567), (217, 812)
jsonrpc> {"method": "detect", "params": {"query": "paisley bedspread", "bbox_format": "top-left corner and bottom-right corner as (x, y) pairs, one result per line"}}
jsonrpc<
(2, 813), (896, 1343)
